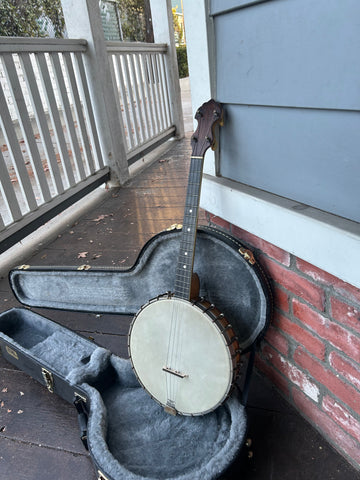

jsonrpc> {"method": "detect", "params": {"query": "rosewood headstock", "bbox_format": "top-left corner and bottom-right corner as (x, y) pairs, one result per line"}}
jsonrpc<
(191, 99), (224, 157)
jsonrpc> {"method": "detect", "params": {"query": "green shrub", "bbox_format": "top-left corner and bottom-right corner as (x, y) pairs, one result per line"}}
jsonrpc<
(176, 45), (189, 79)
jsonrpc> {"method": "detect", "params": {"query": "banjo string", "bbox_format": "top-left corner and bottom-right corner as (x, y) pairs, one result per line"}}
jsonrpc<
(167, 298), (180, 405)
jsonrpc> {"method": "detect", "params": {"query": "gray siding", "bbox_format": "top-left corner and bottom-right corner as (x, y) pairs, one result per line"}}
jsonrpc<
(212, 0), (360, 222)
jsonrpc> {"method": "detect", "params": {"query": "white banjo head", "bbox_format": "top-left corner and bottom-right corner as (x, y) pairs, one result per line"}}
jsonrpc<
(128, 296), (236, 416)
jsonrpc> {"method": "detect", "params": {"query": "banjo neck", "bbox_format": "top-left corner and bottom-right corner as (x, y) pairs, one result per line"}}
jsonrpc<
(174, 154), (204, 300)
(174, 100), (223, 301)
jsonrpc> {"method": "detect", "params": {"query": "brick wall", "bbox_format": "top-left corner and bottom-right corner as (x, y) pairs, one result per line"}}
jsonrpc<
(207, 214), (360, 470)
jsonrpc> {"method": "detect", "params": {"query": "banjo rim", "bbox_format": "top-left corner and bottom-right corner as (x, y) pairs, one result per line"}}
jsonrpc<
(128, 294), (241, 416)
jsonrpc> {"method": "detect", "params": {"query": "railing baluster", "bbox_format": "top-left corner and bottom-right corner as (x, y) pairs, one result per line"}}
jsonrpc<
(159, 54), (171, 128)
(20, 52), (65, 195)
(50, 52), (86, 181)
(36, 52), (76, 188)
(114, 53), (134, 150)
(0, 213), (5, 231)
(155, 53), (168, 130)
(122, 54), (140, 147)
(134, 53), (151, 141)
(0, 80), (38, 211)
(146, 54), (160, 135)
(0, 146), (22, 223)
(150, 54), (162, 133)
(62, 52), (95, 175)
(139, 53), (155, 138)
(130, 53), (147, 143)
(2, 53), (51, 203)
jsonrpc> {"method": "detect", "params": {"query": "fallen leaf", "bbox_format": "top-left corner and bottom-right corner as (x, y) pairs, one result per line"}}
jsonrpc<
(92, 254), (102, 259)
(77, 252), (88, 258)
(19, 392), (24, 396)
(1, 388), (7, 393)
(7, 409), (11, 413)
(17, 410), (23, 414)
(1, 401), (4, 408)
(92, 214), (109, 222)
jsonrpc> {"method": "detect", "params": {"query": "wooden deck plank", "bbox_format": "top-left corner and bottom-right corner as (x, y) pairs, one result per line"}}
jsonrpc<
(0, 368), (84, 453)
(0, 437), (95, 480)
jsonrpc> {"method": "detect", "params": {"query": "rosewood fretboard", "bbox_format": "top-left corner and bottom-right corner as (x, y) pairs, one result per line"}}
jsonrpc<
(173, 99), (223, 301)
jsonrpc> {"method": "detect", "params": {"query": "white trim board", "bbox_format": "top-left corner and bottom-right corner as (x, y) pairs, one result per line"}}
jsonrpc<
(200, 174), (360, 289)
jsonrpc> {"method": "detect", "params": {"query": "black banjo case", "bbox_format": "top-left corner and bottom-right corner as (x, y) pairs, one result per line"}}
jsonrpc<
(0, 225), (272, 480)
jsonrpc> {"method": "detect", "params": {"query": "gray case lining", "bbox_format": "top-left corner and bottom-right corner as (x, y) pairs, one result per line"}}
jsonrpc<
(10, 227), (271, 352)
(0, 307), (247, 480)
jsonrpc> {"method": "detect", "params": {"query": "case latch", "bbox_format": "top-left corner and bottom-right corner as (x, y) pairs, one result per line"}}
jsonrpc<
(41, 367), (54, 393)
(74, 394), (89, 450)
(97, 470), (110, 480)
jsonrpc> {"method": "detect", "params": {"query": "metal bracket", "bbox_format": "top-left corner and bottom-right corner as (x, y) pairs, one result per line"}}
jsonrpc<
(41, 367), (54, 393)
(77, 264), (91, 270)
(239, 247), (256, 265)
(5, 345), (18, 360)
(166, 223), (182, 231)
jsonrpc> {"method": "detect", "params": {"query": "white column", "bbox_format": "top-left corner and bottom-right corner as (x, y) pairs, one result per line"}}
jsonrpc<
(182, 0), (216, 175)
(61, 0), (129, 185)
(150, 0), (184, 139)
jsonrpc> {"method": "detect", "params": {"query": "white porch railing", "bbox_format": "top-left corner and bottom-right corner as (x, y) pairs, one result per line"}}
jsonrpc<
(107, 41), (175, 165)
(0, 38), (109, 253)
(0, 36), (180, 254)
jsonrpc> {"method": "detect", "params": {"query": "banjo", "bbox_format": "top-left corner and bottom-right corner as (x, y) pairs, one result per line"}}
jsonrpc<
(128, 100), (241, 416)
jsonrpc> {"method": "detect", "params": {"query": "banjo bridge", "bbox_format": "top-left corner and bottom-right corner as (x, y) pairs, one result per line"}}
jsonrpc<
(162, 366), (188, 378)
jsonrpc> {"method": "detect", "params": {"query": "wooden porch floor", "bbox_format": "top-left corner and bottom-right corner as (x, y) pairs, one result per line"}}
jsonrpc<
(0, 87), (359, 479)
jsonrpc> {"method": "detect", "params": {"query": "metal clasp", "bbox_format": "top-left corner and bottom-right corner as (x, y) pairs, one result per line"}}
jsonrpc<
(166, 224), (182, 231)
(41, 367), (54, 393)
(239, 247), (256, 265)
(97, 471), (110, 480)
(5, 345), (19, 360)
(77, 264), (91, 270)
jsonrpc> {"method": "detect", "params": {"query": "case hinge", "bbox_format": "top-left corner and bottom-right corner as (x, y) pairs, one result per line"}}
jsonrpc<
(41, 367), (54, 393)
(166, 223), (182, 231)
(239, 247), (256, 265)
